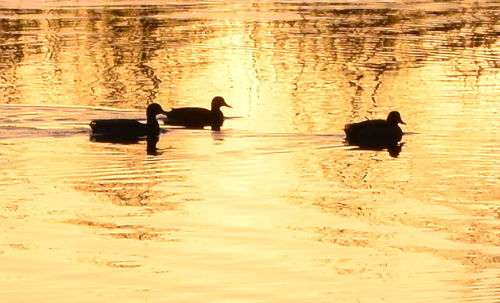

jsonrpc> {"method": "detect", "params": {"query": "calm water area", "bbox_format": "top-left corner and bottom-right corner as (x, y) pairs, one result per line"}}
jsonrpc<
(0, 0), (499, 302)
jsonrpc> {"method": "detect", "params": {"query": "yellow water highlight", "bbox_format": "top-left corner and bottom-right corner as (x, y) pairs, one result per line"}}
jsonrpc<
(0, 1), (499, 302)
(1, 124), (498, 302)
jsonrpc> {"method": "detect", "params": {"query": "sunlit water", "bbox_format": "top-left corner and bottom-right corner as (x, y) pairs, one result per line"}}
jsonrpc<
(0, 1), (499, 302)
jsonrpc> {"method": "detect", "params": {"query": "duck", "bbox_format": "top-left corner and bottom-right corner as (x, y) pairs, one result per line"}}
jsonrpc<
(90, 103), (166, 142)
(163, 96), (231, 131)
(344, 111), (406, 147)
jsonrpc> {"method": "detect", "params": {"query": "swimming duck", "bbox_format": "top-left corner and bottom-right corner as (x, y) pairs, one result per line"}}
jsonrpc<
(163, 96), (231, 131)
(344, 111), (406, 147)
(90, 103), (166, 142)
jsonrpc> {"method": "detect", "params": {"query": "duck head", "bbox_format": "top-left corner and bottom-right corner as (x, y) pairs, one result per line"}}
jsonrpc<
(386, 111), (406, 126)
(146, 103), (167, 118)
(211, 96), (231, 110)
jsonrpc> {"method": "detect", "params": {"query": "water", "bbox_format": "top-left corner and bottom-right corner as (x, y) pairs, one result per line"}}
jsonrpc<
(0, 1), (499, 302)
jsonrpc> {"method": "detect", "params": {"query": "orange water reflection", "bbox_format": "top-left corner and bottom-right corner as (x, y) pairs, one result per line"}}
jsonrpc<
(0, 1), (499, 302)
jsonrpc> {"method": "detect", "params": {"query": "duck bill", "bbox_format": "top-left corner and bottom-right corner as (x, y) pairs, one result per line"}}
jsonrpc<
(224, 103), (232, 108)
(157, 110), (168, 118)
(400, 119), (406, 125)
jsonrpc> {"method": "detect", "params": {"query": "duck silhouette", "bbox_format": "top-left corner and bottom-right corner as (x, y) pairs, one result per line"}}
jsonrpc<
(90, 103), (166, 143)
(163, 96), (231, 131)
(344, 111), (406, 147)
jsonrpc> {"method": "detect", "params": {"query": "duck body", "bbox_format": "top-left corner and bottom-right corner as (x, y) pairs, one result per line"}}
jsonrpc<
(164, 96), (231, 131)
(344, 111), (405, 147)
(90, 103), (166, 143)
(90, 119), (157, 141)
(165, 107), (222, 129)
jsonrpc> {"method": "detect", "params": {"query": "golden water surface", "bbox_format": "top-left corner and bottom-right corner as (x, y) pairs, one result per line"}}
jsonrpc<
(0, 0), (499, 302)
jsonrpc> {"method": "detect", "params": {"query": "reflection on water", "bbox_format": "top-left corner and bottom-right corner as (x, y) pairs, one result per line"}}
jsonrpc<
(90, 133), (161, 155)
(350, 142), (405, 158)
(145, 134), (159, 155)
(0, 1), (499, 302)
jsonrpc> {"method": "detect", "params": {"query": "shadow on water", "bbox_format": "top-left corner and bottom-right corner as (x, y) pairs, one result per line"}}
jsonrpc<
(210, 130), (225, 141)
(90, 133), (161, 155)
(347, 142), (405, 158)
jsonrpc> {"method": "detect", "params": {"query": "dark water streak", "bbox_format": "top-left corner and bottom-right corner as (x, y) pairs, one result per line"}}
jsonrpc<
(0, 2), (497, 109)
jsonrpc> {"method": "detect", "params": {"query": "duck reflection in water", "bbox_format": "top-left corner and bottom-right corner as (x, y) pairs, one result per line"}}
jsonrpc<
(89, 103), (166, 155)
(90, 134), (160, 155)
(163, 96), (231, 131)
(344, 111), (406, 157)
(351, 142), (405, 158)
(146, 135), (160, 155)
